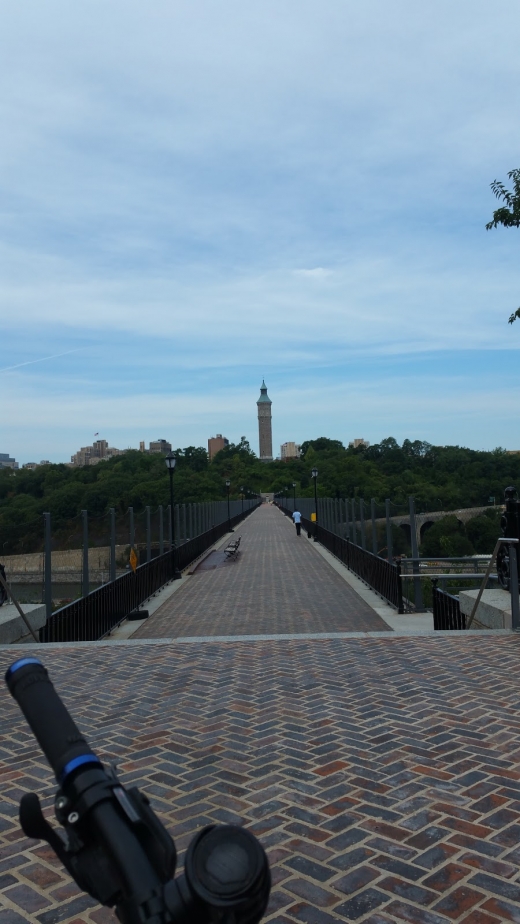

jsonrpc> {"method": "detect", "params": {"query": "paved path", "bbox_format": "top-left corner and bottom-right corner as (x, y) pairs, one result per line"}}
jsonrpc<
(3, 637), (520, 924)
(133, 505), (389, 638)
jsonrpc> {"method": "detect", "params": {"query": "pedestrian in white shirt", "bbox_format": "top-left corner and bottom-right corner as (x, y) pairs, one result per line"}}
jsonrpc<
(292, 509), (302, 536)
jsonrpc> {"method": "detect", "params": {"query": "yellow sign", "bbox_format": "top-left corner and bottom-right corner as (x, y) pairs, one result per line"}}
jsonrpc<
(129, 548), (137, 572)
(311, 512), (316, 522)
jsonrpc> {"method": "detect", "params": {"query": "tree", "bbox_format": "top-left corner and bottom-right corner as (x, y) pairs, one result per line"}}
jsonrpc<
(421, 516), (474, 558)
(486, 168), (520, 323)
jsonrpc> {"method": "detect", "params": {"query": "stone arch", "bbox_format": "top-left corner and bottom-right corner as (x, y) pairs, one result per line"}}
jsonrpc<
(420, 520), (435, 541)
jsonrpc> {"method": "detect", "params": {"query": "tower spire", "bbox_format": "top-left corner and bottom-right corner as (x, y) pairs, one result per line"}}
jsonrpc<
(257, 380), (273, 462)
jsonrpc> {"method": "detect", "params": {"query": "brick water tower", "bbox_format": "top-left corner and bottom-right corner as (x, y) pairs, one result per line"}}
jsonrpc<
(257, 380), (273, 461)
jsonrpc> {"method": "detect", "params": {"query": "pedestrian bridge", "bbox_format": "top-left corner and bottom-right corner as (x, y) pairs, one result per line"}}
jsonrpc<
(1, 504), (520, 924)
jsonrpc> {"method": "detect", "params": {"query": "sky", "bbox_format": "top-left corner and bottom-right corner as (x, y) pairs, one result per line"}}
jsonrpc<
(1, 0), (520, 464)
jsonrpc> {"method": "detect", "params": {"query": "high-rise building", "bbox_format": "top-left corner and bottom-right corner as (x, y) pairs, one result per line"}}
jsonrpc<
(208, 434), (229, 460)
(149, 439), (172, 454)
(71, 439), (125, 466)
(257, 380), (273, 461)
(280, 442), (300, 460)
(349, 438), (370, 450)
(0, 453), (18, 470)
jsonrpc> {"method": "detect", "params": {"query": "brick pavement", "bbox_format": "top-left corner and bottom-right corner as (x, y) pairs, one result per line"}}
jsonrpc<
(133, 505), (389, 638)
(3, 637), (520, 923)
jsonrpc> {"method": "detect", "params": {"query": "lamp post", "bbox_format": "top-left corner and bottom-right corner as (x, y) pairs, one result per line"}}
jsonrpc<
(312, 467), (318, 541)
(225, 479), (233, 532)
(165, 452), (182, 579)
(292, 482), (296, 511)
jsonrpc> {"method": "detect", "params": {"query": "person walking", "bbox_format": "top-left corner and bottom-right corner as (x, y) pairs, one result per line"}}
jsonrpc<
(292, 509), (302, 536)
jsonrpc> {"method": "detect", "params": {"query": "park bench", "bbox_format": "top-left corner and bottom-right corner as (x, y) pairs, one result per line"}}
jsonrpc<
(224, 536), (241, 560)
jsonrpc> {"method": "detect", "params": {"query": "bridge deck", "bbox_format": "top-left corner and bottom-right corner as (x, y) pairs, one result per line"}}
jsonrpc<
(2, 509), (520, 924)
(133, 504), (390, 638)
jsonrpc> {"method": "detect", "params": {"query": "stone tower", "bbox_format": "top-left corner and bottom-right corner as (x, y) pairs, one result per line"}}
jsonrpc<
(257, 380), (273, 461)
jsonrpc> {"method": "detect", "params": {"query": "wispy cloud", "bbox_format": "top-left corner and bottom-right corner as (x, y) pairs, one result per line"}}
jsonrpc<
(1, 1), (520, 462)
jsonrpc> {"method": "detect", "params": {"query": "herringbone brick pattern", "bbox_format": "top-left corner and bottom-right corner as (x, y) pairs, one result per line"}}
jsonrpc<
(134, 505), (389, 637)
(3, 637), (520, 923)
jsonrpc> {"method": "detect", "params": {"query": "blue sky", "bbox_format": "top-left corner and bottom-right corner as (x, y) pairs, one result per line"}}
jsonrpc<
(1, 0), (520, 463)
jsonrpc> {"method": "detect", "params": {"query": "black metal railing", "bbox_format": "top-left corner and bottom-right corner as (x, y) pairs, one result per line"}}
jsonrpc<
(432, 585), (465, 630)
(277, 504), (403, 612)
(40, 504), (260, 642)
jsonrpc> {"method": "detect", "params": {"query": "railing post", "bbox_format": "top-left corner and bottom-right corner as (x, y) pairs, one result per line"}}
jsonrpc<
(159, 505), (164, 555)
(409, 496), (425, 612)
(396, 558), (404, 614)
(343, 499), (349, 540)
(44, 512), (52, 621)
(360, 498), (366, 550)
(509, 543), (520, 630)
(82, 510), (89, 597)
(110, 507), (116, 582)
(129, 506), (135, 551)
(175, 505), (180, 545)
(351, 498), (357, 545)
(386, 498), (393, 562)
(146, 506), (151, 563)
(371, 498), (377, 555)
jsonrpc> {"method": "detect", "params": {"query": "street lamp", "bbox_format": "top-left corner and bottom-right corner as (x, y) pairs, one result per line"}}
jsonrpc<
(311, 467), (318, 541)
(165, 452), (182, 579)
(225, 479), (233, 532)
(292, 482), (296, 511)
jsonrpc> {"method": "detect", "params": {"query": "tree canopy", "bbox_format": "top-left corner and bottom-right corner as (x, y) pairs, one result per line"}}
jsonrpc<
(1, 437), (519, 554)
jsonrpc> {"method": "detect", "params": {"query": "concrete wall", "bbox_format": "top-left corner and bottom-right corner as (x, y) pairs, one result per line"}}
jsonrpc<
(2, 545), (129, 575)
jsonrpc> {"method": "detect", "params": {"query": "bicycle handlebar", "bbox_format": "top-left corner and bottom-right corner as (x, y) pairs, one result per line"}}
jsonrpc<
(5, 657), (271, 924)
(5, 658), (101, 783)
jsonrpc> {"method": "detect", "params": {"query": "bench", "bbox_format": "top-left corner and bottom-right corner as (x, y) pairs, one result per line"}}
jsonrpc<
(224, 536), (241, 559)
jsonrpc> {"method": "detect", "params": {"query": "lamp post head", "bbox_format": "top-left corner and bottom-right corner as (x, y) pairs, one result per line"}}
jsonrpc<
(165, 452), (176, 471)
(225, 479), (230, 488)
(292, 482), (296, 488)
(311, 467), (318, 479)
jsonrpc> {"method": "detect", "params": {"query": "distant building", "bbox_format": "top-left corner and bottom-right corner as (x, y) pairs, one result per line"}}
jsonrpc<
(0, 453), (18, 470)
(349, 438), (370, 450)
(257, 380), (273, 461)
(149, 439), (172, 454)
(71, 439), (125, 467)
(208, 434), (229, 460)
(280, 442), (301, 460)
(23, 460), (51, 470)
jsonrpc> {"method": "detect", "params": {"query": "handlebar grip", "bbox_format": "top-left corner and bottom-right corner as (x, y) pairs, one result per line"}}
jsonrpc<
(5, 658), (101, 785)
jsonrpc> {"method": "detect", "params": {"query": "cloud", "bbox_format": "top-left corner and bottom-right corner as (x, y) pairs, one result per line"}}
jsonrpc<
(1, 0), (520, 462)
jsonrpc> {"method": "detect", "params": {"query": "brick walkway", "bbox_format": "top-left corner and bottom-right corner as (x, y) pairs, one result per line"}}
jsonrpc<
(133, 505), (389, 638)
(3, 637), (520, 924)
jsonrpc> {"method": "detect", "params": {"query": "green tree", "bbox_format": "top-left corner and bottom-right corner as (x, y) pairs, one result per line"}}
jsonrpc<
(486, 168), (520, 323)
(421, 516), (474, 557)
(465, 510), (501, 554)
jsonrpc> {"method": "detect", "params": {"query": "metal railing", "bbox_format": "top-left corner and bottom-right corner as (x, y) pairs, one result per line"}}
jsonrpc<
(277, 504), (404, 612)
(39, 503), (260, 642)
(432, 586), (465, 630)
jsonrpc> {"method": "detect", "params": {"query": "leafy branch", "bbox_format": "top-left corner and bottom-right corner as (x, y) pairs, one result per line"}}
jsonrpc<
(486, 168), (520, 322)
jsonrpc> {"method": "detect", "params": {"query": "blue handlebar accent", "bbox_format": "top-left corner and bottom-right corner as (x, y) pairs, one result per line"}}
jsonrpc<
(5, 658), (43, 682)
(60, 755), (102, 784)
